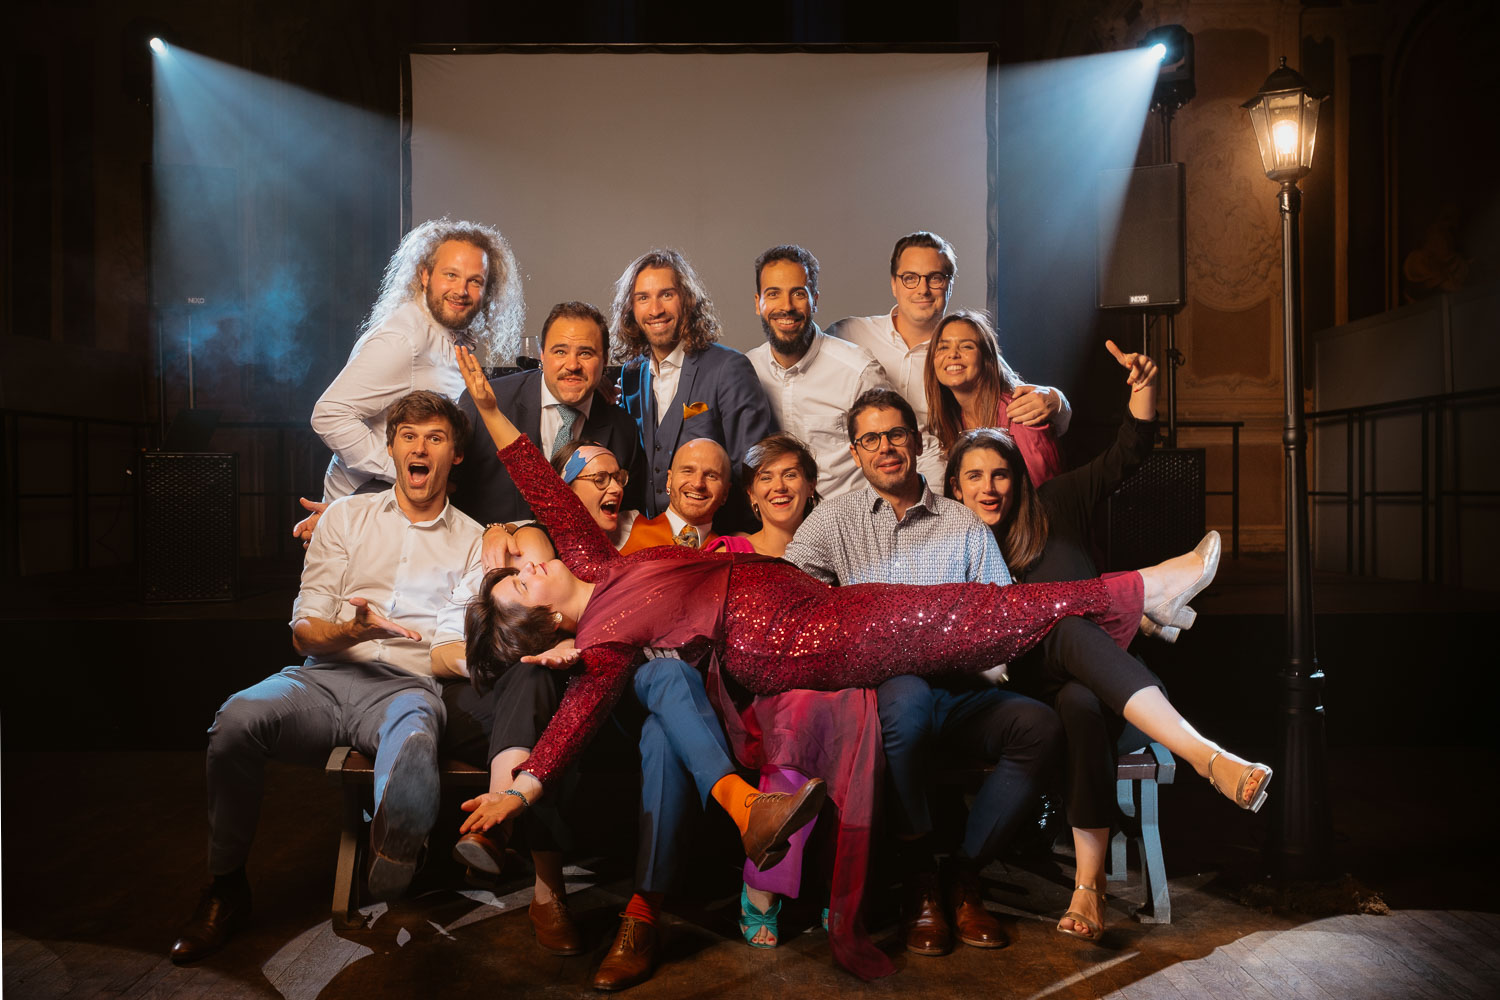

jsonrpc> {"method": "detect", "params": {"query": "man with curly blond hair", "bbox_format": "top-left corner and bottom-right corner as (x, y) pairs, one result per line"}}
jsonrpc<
(310, 218), (524, 503)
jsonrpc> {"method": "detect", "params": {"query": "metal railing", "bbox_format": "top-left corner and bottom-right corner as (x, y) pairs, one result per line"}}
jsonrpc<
(1308, 386), (1500, 583)
(2, 408), (325, 577)
(1175, 419), (1243, 559)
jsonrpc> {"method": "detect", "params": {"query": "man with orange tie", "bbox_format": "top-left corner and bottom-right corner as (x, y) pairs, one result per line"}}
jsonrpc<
(617, 438), (731, 554)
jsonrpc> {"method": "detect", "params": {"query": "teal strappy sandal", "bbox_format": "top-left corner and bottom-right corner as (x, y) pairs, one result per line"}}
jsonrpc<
(739, 883), (781, 949)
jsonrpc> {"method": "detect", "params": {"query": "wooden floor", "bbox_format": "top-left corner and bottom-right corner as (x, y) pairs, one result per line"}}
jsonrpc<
(5, 745), (1498, 999)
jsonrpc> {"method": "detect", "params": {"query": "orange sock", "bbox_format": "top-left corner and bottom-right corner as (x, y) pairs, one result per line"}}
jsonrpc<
(625, 891), (663, 925)
(710, 773), (759, 835)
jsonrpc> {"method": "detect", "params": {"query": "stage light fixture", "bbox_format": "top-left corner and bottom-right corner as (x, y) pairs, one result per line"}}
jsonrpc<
(150, 36), (168, 55)
(1140, 24), (1194, 110)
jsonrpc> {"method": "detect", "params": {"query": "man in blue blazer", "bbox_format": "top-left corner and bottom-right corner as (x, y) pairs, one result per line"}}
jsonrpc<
(452, 300), (645, 543)
(611, 249), (776, 519)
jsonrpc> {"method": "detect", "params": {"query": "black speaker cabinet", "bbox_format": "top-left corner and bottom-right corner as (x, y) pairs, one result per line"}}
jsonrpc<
(140, 452), (239, 603)
(1098, 163), (1186, 310)
(1105, 448), (1205, 571)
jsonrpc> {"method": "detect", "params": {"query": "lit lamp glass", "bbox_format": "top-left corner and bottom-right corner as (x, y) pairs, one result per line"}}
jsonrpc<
(1242, 57), (1325, 182)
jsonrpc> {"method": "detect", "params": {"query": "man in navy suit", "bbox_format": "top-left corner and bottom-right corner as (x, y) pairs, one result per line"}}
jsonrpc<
(452, 300), (645, 555)
(611, 249), (776, 519)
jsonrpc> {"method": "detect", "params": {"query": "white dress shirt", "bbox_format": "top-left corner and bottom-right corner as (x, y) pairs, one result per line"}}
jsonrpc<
(312, 299), (472, 500)
(649, 342), (687, 425)
(291, 489), (484, 676)
(829, 308), (1072, 488)
(746, 329), (891, 499)
(538, 378), (595, 458)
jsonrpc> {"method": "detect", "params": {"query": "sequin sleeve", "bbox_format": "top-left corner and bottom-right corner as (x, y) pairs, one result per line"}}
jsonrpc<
(513, 641), (641, 787)
(496, 434), (620, 583)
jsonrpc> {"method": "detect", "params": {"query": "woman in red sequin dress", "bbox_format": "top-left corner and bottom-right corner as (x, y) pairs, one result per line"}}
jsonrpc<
(452, 347), (1212, 824)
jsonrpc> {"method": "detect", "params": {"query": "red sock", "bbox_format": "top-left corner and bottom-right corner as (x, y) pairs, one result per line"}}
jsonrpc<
(624, 891), (663, 925)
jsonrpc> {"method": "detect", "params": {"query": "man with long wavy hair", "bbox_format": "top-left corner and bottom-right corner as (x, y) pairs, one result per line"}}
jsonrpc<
(309, 218), (524, 505)
(611, 248), (775, 520)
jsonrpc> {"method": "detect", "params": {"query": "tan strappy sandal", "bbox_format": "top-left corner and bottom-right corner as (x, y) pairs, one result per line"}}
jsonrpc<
(1207, 748), (1274, 813)
(1057, 883), (1106, 942)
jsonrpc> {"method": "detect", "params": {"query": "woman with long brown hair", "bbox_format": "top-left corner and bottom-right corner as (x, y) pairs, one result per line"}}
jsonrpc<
(924, 309), (1065, 486)
(944, 339), (1271, 942)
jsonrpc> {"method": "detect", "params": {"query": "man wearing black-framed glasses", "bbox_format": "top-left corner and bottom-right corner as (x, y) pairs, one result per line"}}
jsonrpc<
(784, 386), (1062, 960)
(829, 231), (1073, 486)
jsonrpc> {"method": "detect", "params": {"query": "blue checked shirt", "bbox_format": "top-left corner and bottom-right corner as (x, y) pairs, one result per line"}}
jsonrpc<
(784, 479), (1012, 587)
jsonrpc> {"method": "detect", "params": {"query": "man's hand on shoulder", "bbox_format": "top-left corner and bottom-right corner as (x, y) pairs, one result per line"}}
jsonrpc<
(292, 497), (329, 549)
(1006, 385), (1060, 428)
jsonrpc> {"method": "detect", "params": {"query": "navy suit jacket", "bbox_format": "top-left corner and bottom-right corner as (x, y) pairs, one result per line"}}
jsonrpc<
(452, 368), (646, 524)
(617, 342), (777, 517)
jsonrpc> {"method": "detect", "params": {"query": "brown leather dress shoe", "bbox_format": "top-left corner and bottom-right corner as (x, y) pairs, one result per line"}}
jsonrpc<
(947, 867), (1007, 948)
(452, 827), (509, 876)
(170, 884), (251, 965)
(902, 874), (953, 956)
(741, 778), (827, 872)
(591, 914), (659, 991)
(529, 895), (583, 956)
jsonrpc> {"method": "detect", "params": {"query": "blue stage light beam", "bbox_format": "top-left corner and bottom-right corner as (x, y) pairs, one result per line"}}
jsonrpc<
(990, 47), (1164, 389)
(149, 37), (167, 55)
(150, 45), (390, 384)
(1150, 43), (1167, 62)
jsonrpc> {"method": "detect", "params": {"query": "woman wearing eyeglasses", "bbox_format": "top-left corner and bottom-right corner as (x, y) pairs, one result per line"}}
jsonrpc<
(923, 309), (1065, 487)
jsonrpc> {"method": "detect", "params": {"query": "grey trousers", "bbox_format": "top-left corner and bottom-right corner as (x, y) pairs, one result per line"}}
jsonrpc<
(205, 660), (445, 874)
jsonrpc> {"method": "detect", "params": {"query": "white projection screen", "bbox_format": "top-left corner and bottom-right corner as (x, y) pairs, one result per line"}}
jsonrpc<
(406, 47), (997, 362)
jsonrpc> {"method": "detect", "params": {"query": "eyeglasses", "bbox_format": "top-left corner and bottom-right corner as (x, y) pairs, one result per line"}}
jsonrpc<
(574, 469), (629, 489)
(854, 427), (914, 452)
(896, 271), (952, 290)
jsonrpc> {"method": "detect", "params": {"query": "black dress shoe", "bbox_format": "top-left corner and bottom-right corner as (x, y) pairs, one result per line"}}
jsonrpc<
(366, 731), (439, 901)
(170, 883), (251, 965)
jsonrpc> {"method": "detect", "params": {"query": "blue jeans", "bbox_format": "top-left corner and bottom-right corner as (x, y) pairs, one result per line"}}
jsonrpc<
(627, 657), (737, 892)
(205, 661), (443, 874)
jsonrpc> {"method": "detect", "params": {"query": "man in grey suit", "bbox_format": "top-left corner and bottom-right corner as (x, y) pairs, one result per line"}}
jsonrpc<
(611, 249), (776, 520)
(453, 300), (644, 560)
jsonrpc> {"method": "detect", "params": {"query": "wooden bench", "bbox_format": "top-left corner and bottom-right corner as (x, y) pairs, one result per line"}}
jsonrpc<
(1108, 741), (1175, 923)
(323, 746), (490, 928)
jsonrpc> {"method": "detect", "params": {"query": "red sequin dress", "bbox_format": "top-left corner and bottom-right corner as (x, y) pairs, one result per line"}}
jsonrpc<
(496, 436), (1141, 786)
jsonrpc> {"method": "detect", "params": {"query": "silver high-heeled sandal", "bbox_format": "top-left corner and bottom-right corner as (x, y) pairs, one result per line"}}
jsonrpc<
(1144, 531), (1220, 632)
(1206, 748), (1274, 813)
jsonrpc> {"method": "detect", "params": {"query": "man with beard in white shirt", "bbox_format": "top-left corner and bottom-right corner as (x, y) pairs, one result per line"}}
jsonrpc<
(745, 244), (891, 500)
(295, 219), (524, 542)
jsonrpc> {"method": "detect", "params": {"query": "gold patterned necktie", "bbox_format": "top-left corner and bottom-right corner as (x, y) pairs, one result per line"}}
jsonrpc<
(674, 524), (700, 548)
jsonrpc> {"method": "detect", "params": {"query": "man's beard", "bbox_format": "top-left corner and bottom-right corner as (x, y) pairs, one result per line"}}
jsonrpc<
(760, 312), (815, 359)
(426, 283), (481, 332)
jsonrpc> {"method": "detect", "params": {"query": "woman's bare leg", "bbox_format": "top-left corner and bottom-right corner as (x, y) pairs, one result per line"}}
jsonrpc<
(1120, 687), (1267, 806)
(1060, 827), (1110, 934)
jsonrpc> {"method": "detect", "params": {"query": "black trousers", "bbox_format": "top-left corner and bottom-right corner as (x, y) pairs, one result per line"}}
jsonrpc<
(441, 663), (573, 852)
(1012, 617), (1162, 830)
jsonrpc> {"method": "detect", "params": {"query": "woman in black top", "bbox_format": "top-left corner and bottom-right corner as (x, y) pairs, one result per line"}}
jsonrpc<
(944, 340), (1270, 942)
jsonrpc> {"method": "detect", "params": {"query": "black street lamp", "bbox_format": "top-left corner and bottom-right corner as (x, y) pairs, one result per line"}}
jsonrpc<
(1242, 58), (1334, 879)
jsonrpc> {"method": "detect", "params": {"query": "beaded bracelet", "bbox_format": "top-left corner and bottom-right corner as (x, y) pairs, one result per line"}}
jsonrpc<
(502, 787), (531, 808)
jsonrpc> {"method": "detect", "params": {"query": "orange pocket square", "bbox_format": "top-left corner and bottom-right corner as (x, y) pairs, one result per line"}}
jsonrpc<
(682, 401), (709, 420)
